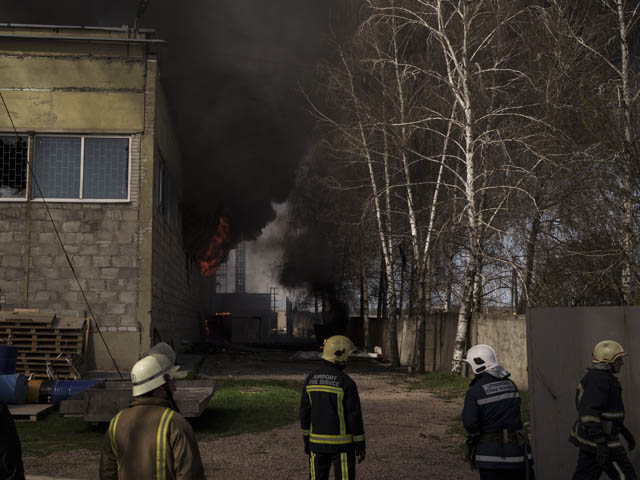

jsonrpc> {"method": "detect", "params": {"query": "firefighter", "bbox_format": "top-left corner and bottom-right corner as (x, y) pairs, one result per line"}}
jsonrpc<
(462, 344), (534, 480)
(99, 343), (206, 480)
(0, 399), (25, 480)
(300, 335), (366, 480)
(569, 340), (636, 480)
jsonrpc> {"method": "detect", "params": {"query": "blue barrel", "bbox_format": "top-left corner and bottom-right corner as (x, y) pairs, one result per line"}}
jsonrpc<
(50, 379), (101, 406)
(0, 345), (18, 374)
(0, 374), (28, 404)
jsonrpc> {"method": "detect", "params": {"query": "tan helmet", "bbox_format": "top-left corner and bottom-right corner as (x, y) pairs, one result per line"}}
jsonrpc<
(322, 335), (356, 364)
(131, 353), (180, 397)
(593, 340), (627, 364)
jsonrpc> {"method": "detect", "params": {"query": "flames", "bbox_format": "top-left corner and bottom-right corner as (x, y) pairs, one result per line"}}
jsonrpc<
(200, 215), (231, 277)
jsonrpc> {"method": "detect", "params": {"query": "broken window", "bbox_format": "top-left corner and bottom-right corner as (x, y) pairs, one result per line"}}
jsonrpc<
(33, 136), (129, 200)
(0, 135), (28, 199)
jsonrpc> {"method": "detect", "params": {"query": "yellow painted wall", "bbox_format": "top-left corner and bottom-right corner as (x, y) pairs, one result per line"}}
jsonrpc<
(0, 90), (143, 133)
(0, 56), (146, 90)
(0, 30), (146, 133)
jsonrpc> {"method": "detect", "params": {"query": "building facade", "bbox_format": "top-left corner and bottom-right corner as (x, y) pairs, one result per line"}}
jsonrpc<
(0, 24), (208, 371)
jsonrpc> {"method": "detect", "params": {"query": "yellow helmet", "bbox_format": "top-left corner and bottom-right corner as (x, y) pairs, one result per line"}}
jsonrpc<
(592, 340), (627, 364)
(322, 335), (356, 364)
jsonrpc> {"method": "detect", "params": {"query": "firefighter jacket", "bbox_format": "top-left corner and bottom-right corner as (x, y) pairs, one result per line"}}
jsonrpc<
(0, 401), (25, 480)
(300, 360), (366, 454)
(99, 396), (206, 480)
(569, 367), (627, 452)
(462, 371), (530, 470)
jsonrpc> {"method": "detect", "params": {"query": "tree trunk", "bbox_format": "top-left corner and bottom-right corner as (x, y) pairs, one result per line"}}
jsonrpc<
(618, 0), (634, 304)
(452, 240), (480, 373)
(360, 240), (370, 351)
(472, 256), (483, 313)
(449, 0), (479, 374)
(517, 209), (541, 313)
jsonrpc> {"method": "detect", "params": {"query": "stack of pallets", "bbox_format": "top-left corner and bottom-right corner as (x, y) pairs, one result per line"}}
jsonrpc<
(0, 309), (87, 379)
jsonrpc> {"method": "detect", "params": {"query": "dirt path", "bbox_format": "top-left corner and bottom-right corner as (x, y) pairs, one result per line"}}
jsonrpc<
(23, 352), (475, 479)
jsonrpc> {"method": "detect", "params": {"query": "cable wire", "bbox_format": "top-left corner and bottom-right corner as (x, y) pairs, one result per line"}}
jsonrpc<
(0, 90), (123, 379)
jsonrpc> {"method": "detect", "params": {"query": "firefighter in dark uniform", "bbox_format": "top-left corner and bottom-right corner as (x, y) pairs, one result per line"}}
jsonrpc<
(462, 344), (534, 480)
(300, 335), (366, 480)
(0, 400), (25, 480)
(569, 340), (636, 479)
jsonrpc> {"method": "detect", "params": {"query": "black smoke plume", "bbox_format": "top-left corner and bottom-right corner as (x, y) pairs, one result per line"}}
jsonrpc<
(0, 0), (339, 251)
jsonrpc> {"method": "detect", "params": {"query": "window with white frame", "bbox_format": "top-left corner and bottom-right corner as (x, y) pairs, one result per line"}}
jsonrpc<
(0, 135), (28, 199)
(32, 136), (130, 201)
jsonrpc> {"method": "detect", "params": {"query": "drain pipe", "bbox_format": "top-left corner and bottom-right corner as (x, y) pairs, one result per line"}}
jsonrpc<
(23, 133), (34, 308)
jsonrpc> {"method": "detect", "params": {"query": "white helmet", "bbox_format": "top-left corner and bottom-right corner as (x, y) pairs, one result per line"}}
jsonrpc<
(463, 344), (499, 374)
(131, 352), (180, 397)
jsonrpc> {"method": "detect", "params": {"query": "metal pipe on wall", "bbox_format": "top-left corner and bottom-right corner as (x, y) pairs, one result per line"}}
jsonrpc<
(23, 133), (34, 308)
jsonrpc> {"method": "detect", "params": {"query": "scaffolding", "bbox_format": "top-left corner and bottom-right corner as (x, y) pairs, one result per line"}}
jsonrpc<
(215, 261), (227, 293)
(235, 242), (245, 293)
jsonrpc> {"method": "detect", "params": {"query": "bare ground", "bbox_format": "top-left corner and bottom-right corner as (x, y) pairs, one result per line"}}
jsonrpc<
(23, 349), (475, 479)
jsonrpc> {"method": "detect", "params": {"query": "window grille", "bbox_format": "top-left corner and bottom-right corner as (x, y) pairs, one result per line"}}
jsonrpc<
(0, 136), (28, 199)
(33, 137), (81, 198)
(32, 136), (129, 201)
(83, 138), (129, 199)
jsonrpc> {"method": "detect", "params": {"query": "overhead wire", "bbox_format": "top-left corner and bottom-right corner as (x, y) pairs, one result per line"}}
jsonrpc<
(0, 90), (123, 379)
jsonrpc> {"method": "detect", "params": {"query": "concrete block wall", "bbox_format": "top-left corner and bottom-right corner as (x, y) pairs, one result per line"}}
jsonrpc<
(149, 79), (206, 351)
(0, 135), (142, 370)
(151, 210), (204, 350)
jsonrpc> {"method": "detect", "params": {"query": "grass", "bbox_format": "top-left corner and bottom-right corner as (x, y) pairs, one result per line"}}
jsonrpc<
(409, 371), (471, 397)
(192, 378), (301, 440)
(16, 378), (301, 456)
(16, 412), (106, 457)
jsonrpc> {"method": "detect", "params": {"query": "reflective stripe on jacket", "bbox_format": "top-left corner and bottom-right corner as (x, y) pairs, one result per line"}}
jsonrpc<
(300, 360), (366, 454)
(569, 367), (626, 452)
(99, 396), (206, 480)
(462, 372), (530, 470)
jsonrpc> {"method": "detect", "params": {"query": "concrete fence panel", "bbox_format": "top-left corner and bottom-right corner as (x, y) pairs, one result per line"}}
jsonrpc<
(473, 313), (527, 387)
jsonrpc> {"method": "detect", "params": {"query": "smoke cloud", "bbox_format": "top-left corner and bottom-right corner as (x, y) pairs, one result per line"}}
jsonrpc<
(0, 0), (339, 249)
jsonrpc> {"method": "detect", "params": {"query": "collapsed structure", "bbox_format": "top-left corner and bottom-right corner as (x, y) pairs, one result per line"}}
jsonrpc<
(0, 24), (210, 371)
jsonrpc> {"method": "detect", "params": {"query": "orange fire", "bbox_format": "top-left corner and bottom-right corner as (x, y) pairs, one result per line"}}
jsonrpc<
(200, 216), (231, 277)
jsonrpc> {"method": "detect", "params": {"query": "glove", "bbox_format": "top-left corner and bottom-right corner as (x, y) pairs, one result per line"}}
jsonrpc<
(622, 427), (636, 452)
(304, 443), (310, 455)
(464, 435), (479, 470)
(595, 439), (609, 466)
(356, 449), (366, 464)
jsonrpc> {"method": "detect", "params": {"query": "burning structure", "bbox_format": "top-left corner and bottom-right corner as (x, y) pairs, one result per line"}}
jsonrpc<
(0, 24), (211, 370)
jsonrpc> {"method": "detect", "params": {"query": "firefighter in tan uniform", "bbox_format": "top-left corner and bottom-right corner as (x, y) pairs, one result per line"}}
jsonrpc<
(99, 344), (206, 480)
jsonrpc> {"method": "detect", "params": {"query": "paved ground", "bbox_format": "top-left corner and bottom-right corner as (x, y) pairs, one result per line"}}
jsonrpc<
(23, 348), (475, 479)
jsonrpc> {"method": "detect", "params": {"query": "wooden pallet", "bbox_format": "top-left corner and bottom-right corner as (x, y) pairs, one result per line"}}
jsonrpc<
(0, 310), (86, 379)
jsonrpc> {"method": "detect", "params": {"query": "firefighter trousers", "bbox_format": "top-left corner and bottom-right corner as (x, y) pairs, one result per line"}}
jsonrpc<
(309, 450), (356, 480)
(572, 447), (637, 479)
(479, 467), (535, 479)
